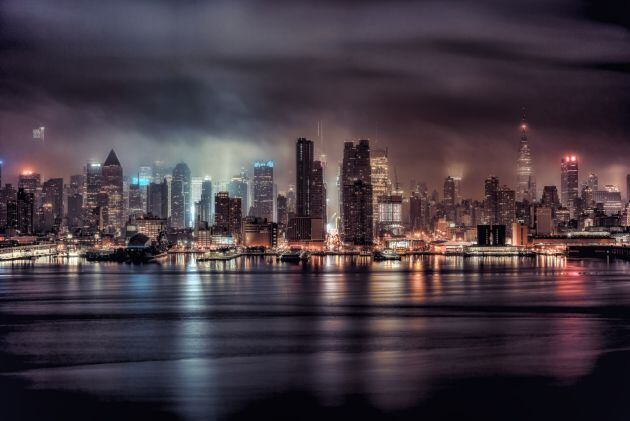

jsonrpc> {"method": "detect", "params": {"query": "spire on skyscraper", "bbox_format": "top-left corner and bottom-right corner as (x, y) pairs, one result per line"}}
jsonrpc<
(516, 107), (536, 202)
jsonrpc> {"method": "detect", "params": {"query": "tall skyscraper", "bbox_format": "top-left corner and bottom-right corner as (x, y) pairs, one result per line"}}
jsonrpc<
(483, 176), (499, 224)
(101, 149), (124, 234)
(497, 186), (516, 232)
(170, 162), (191, 229)
(341, 139), (373, 246)
(516, 108), (536, 202)
(147, 180), (168, 219)
(560, 155), (579, 210)
(296, 138), (314, 217)
(370, 148), (391, 230)
(251, 161), (274, 221)
(41, 178), (63, 222)
(276, 194), (288, 229)
(85, 162), (102, 212)
(194, 176), (213, 225)
(228, 170), (248, 217)
(443, 176), (456, 208)
(18, 171), (41, 196)
(17, 188), (34, 235)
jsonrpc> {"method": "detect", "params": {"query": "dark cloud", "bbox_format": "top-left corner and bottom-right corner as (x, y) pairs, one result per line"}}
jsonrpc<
(0, 0), (629, 200)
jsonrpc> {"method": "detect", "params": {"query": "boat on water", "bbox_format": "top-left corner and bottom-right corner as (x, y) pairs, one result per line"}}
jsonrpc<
(373, 249), (401, 261)
(279, 248), (311, 262)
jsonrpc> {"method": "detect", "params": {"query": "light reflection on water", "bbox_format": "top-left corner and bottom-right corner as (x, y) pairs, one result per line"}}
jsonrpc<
(2, 255), (630, 419)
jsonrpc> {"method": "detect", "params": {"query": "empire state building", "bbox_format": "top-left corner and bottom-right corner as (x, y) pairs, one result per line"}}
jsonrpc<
(516, 108), (536, 202)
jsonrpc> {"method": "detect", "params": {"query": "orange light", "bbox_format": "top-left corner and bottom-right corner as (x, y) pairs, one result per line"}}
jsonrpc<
(21, 170), (33, 176)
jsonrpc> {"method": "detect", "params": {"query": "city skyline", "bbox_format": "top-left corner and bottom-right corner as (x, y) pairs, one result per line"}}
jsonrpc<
(1, 1), (629, 196)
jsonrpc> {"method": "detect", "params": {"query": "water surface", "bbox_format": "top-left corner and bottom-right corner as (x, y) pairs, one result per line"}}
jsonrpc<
(2, 255), (630, 420)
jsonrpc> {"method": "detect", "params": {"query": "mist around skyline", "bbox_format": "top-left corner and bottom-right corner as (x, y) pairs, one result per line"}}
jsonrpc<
(1, 0), (629, 198)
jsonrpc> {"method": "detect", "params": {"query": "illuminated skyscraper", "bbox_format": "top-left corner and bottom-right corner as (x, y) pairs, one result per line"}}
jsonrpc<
(147, 180), (168, 219)
(170, 162), (191, 229)
(370, 148), (391, 227)
(251, 161), (274, 221)
(85, 162), (102, 211)
(101, 149), (124, 234)
(560, 155), (579, 210)
(497, 186), (516, 234)
(516, 108), (536, 202)
(228, 170), (248, 217)
(295, 138), (314, 217)
(341, 139), (373, 245)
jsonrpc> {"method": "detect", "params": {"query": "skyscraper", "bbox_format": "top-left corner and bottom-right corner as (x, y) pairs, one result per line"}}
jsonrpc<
(228, 170), (248, 217)
(483, 176), (499, 224)
(541, 186), (560, 209)
(295, 138), (314, 217)
(101, 149), (124, 234)
(194, 176), (213, 225)
(516, 108), (536, 202)
(85, 162), (102, 213)
(497, 186), (516, 233)
(170, 162), (191, 229)
(560, 155), (579, 210)
(41, 178), (63, 222)
(443, 176), (456, 208)
(370, 148), (391, 227)
(341, 139), (373, 246)
(147, 180), (168, 219)
(214, 191), (242, 241)
(251, 161), (274, 221)
(17, 188), (34, 235)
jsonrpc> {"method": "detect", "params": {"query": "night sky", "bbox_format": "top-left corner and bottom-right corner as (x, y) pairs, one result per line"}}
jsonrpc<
(1, 0), (629, 198)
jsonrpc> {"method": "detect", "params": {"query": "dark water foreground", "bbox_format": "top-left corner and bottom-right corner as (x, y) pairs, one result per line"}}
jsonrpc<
(2, 255), (630, 420)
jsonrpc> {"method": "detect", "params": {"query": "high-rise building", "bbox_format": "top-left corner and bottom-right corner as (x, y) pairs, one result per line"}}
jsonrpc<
(516, 108), (536, 202)
(42, 178), (63, 223)
(85, 162), (102, 211)
(276, 194), (288, 229)
(17, 188), (34, 235)
(228, 171), (248, 217)
(296, 138), (314, 217)
(443, 176), (456, 219)
(560, 155), (579, 209)
(101, 149), (124, 234)
(587, 173), (598, 191)
(311, 160), (326, 231)
(251, 161), (274, 221)
(483, 176), (499, 224)
(194, 176), (213, 225)
(497, 186), (516, 234)
(541, 186), (560, 209)
(341, 139), (373, 246)
(214, 192), (242, 241)
(626, 174), (630, 202)
(128, 182), (144, 215)
(370, 148), (391, 227)
(147, 180), (168, 219)
(170, 162), (191, 229)
(377, 192), (403, 236)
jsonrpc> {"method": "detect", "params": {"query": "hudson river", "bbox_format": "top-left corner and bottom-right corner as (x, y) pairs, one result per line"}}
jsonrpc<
(2, 255), (630, 420)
